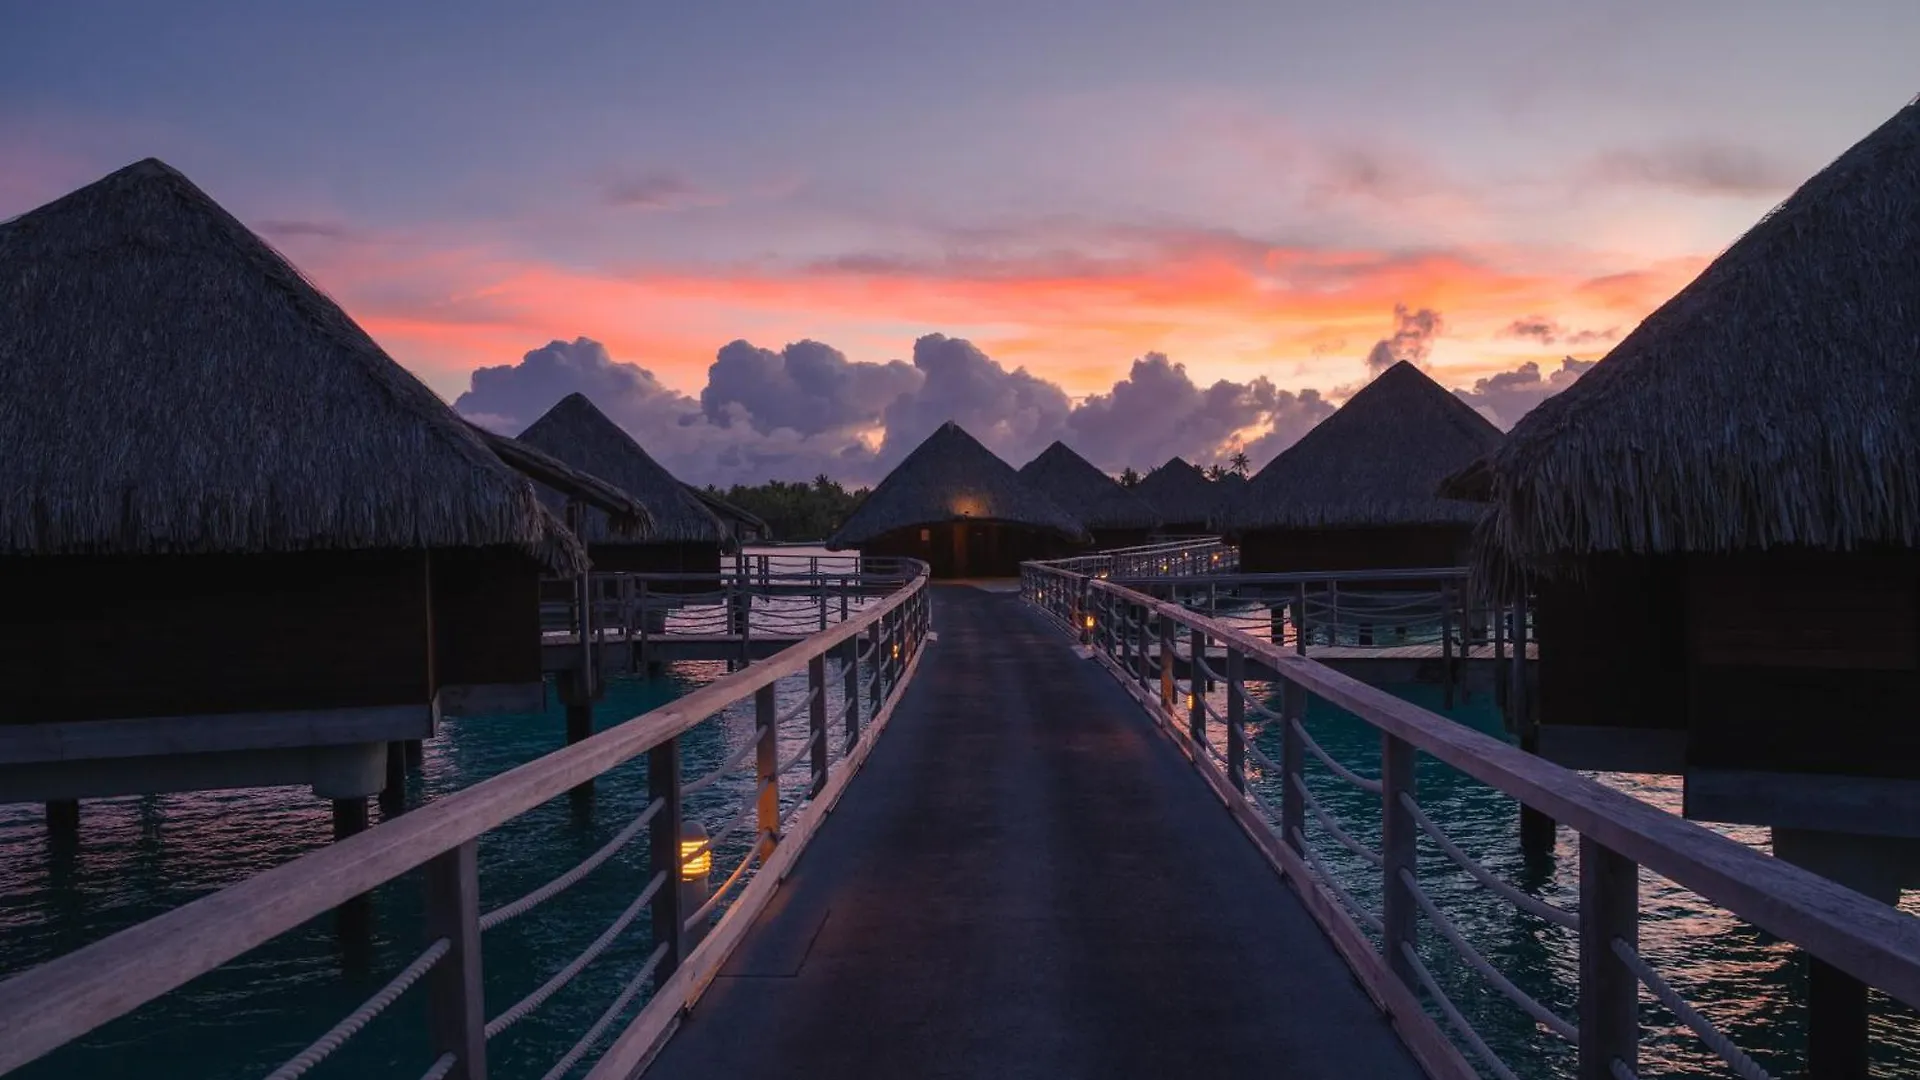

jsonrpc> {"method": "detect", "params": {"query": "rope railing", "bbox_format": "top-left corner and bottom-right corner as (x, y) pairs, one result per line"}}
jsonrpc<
(1613, 939), (1776, 1080)
(262, 939), (451, 1080)
(684, 834), (767, 931)
(1401, 792), (1578, 930)
(683, 727), (770, 798)
(481, 797), (666, 932)
(535, 942), (671, 1080)
(487, 871), (668, 1039)
(417, 1053), (456, 1080)
(779, 731), (822, 775)
(1018, 555), (1920, 1080)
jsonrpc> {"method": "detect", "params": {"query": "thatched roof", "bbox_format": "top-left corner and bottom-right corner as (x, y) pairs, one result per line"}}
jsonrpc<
(1017, 441), (1160, 530)
(685, 484), (770, 540)
(1227, 361), (1501, 534)
(516, 393), (727, 545)
(465, 422), (652, 538)
(827, 422), (1088, 547)
(1134, 457), (1222, 528)
(0, 158), (584, 572)
(1473, 96), (1920, 572)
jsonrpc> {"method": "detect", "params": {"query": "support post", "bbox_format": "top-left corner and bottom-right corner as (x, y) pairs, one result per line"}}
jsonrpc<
(1807, 959), (1871, 1080)
(841, 637), (861, 751)
(1281, 677), (1306, 854)
(560, 671), (595, 819)
(405, 739), (424, 769)
(1381, 733), (1418, 987)
(380, 741), (407, 817)
(45, 799), (79, 840)
(332, 798), (372, 951)
(1159, 608), (1176, 716)
(648, 736), (685, 985)
(1512, 597), (1555, 857)
(1188, 625), (1206, 745)
(1294, 581), (1309, 655)
(1440, 581), (1456, 710)
(1225, 647), (1246, 792)
(808, 654), (829, 797)
(1578, 837), (1639, 1080)
(755, 683), (780, 857)
(424, 840), (487, 1080)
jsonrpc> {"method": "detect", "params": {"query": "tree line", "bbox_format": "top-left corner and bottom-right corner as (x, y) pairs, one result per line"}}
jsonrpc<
(1118, 452), (1250, 488)
(706, 475), (870, 541)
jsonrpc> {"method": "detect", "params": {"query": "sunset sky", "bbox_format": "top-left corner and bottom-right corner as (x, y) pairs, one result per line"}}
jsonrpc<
(5, 2), (1917, 483)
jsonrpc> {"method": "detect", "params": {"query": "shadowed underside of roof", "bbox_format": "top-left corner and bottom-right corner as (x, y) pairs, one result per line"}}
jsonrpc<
(515, 393), (727, 545)
(1472, 96), (1920, 574)
(0, 157), (584, 572)
(1017, 441), (1161, 530)
(827, 422), (1088, 547)
(466, 423), (652, 538)
(1229, 361), (1502, 534)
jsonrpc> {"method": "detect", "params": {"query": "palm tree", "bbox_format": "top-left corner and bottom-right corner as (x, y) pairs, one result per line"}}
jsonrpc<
(1118, 466), (1141, 488)
(1204, 464), (1226, 481)
(1229, 451), (1250, 476)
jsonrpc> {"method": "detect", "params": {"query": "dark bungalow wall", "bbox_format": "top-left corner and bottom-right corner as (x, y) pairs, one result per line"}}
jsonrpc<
(587, 542), (723, 594)
(1152, 520), (1214, 538)
(1089, 527), (1155, 552)
(0, 550), (432, 724)
(859, 522), (1079, 578)
(1536, 549), (1920, 780)
(431, 546), (543, 691)
(1238, 525), (1473, 576)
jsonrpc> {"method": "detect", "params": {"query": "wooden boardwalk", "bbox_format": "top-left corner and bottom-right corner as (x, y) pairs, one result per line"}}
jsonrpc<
(641, 585), (1423, 1079)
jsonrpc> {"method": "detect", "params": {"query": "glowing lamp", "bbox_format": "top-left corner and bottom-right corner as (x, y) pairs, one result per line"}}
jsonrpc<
(892, 642), (901, 659)
(680, 823), (712, 880)
(1084, 615), (1095, 629)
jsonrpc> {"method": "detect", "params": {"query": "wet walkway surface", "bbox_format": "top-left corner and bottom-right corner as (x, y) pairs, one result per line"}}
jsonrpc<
(641, 585), (1424, 1080)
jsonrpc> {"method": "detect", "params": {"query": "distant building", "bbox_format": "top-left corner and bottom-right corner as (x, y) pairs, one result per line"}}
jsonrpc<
(828, 422), (1086, 577)
(1018, 441), (1160, 550)
(1226, 361), (1500, 574)
(517, 393), (732, 586)
(0, 159), (596, 806)
(1134, 456), (1222, 536)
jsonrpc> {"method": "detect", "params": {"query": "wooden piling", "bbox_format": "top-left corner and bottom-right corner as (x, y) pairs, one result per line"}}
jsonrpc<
(331, 797), (373, 953)
(379, 741), (407, 817)
(45, 800), (80, 844)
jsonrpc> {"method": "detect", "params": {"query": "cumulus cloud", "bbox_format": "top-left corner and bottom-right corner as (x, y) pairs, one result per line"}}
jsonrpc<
(1363, 304), (1443, 376)
(1499, 316), (1617, 346)
(1069, 353), (1279, 469)
(701, 339), (921, 437)
(876, 334), (1074, 469)
(1453, 356), (1597, 428)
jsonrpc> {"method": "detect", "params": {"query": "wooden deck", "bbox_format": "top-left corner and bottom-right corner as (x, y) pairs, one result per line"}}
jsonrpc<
(640, 585), (1425, 1079)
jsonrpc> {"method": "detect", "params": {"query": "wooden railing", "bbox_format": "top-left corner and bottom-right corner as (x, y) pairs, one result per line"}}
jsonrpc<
(1022, 559), (1920, 1080)
(0, 562), (934, 1080)
(1041, 537), (1239, 579)
(540, 555), (918, 642)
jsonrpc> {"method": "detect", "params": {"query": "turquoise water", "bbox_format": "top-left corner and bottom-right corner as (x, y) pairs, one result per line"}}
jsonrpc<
(1211, 678), (1920, 1079)
(3, 609), (1918, 1078)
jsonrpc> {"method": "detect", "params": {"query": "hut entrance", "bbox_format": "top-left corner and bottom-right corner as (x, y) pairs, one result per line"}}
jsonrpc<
(862, 522), (1071, 579)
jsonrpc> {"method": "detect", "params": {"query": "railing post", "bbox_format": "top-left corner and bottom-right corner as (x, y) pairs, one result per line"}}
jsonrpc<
(1136, 604), (1151, 693)
(841, 637), (862, 750)
(1159, 607), (1176, 715)
(807, 653), (829, 797)
(423, 840), (488, 1080)
(1294, 581), (1309, 655)
(1381, 733), (1418, 987)
(1188, 625), (1206, 745)
(1579, 836), (1640, 1080)
(1225, 647), (1245, 792)
(648, 736), (684, 983)
(1440, 580), (1456, 710)
(1327, 580), (1340, 646)
(1281, 676), (1306, 854)
(868, 617), (883, 721)
(756, 684), (780, 859)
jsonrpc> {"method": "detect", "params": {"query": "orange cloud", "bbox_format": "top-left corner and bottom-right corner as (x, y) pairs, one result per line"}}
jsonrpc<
(279, 224), (1708, 401)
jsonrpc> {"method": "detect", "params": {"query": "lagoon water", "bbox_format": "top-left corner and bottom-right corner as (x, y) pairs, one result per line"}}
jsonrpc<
(1, 567), (1916, 1079)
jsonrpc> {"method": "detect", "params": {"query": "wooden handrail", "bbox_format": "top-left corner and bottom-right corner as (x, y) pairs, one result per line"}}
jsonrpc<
(1068, 570), (1920, 1011)
(0, 563), (931, 1075)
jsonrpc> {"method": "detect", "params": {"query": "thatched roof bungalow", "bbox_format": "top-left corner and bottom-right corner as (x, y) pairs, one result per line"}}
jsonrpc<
(0, 158), (582, 804)
(1226, 360), (1501, 574)
(1134, 456), (1222, 535)
(828, 422), (1086, 578)
(685, 484), (771, 545)
(517, 393), (731, 587)
(1456, 98), (1920, 817)
(1018, 441), (1160, 549)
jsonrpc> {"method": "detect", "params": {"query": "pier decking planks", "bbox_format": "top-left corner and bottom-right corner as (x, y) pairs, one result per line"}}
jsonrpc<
(640, 585), (1424, 1080)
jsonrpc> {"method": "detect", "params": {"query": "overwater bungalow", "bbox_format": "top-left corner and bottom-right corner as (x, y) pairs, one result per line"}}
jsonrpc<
(1018, 441), (1161, 550)
(1134, 456), (1222, 536)
(1452, 98), (1920, 1072)
(1226, 361), (1500, 574)
(685, 483), (771, 545)
(0, 158), (599, 813)
(828, 422), (1086, 578)
(517, 392), (733, 587)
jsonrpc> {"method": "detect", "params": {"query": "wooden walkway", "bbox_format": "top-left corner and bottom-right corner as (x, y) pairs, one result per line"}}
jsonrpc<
(641, 585), (1422, 1079)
